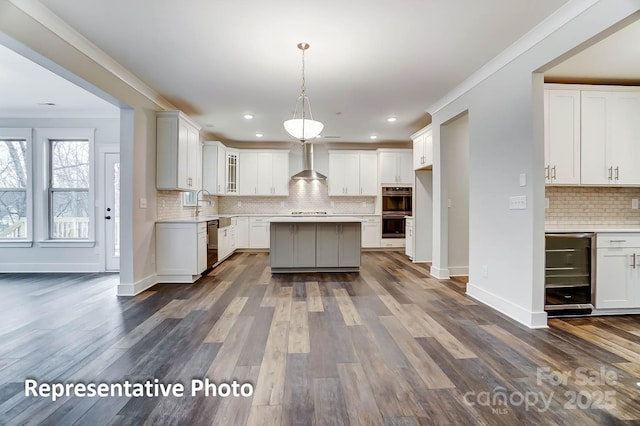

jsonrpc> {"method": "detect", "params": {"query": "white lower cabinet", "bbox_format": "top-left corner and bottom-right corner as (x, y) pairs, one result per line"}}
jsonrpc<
(249, 217), (271, 249)
(405, 217), (414, 259)
(156, 222), (207, 280)
(361, 216), (381, 248)
(235, 216), (249, 248)
(218, 223), (235, 261)
(596, 233), (640, 309)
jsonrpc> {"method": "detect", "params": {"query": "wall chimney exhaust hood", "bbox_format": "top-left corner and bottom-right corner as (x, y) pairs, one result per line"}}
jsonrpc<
(292, 143), (326, 180)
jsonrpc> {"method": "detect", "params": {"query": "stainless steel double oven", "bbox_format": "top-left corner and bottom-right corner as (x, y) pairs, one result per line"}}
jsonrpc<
(381, 187), (412, 238)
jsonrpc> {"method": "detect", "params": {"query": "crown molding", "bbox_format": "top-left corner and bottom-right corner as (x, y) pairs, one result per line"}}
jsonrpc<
(8, 0), (176, 111)
(426, 0), (601, 116)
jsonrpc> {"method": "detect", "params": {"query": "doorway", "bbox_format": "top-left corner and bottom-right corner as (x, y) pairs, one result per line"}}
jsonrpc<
(104, 152), (120, 271)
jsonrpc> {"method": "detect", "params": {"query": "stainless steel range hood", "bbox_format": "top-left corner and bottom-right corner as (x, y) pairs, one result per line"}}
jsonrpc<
(292, 143), (326, 180)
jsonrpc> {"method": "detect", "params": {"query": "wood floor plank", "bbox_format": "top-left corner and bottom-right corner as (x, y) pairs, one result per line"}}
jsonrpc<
(305, 281), (324, 312)
(282, 354), (314, 426)
(378, 295), (430, 338)
(203, 296), (248, 343)
(206, 315), (255, 380)
(405, 304), (476, 359)
(252, 319), (289, 406)
(333, 288), (363, 326)
(313, 377), (351, 426)
(193, 280), (233, 311)
(380, 316), (455, 390)
(337, 362), (384, 426)
(273, 287), (293, 322)
(288, 301), (310, 354)
(246, 404), (282, 426)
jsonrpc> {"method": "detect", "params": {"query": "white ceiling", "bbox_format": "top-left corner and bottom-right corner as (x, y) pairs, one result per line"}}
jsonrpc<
(25, 0), (568, 143)
(0, 44), (118, 118)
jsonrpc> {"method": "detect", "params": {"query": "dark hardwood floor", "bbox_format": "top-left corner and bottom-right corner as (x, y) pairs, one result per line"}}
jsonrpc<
(0, 252), (639, 425)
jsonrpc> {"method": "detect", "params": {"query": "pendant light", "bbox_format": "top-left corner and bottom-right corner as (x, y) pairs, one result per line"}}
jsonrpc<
(283, 42), (324, 141)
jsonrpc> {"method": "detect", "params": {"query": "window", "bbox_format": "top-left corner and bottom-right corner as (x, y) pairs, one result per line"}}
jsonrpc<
(49, 139), (91, 239)
(0, 139), (28, 239)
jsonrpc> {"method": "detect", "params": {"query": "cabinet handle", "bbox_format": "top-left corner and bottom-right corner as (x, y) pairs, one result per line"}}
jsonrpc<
(551, 166), (556, 180)
(632, 253), (637, 269)
(360, 187), (362, 194)
(610, 239), (627, 243)
(608, 166), (613, 181)
(545, 165), (550, 181)
(615, 166), (619, 181)
(217, 184), (220, 193)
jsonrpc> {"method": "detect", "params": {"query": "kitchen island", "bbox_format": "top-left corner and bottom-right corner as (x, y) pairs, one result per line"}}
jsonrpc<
(270, 216), (362, 273)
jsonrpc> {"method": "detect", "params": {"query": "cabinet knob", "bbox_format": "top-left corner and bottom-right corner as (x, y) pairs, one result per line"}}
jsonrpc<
(105, 216), (111, 220)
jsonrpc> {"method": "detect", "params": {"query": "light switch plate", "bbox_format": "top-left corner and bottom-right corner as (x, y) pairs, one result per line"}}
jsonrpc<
(545, 197), (550, 209)
(509, 195), (526, 210)
(519, 173), (526, 187)
(139, 198), (147, 209)
(632, 199), (639, 210)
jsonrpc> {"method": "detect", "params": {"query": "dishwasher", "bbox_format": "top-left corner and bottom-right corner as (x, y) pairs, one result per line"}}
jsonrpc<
(545, 233), (595, 316)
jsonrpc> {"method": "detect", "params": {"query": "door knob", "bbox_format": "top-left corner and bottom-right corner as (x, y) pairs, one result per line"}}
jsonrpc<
(105, 216), (111, 220)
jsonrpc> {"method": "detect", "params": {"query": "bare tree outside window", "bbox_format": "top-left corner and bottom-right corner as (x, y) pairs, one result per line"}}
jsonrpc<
(49, 140), (90, 239)
(0, 140), (27, 239)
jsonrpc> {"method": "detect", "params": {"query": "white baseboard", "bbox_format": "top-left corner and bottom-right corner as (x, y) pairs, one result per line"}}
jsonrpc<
(117, 274), (158, 296)
(430, 266), (450, 279)
(0, 263), (101, 273)
(449, 266), (469, 276)
(591, 308), (640, 316)
(466, 282), (548, 329)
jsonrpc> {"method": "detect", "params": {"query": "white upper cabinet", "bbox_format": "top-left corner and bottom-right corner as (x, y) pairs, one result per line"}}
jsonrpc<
(156, 111), (201, 191)
(202, 141), (227, 195)
(225, 149), (239, 194)
(411, 125), (432, 170)
(378, 149), (413, 185)
(328, 150), (378, 196)
(358, 152), (378, 196)
(582, 90), (640, 185)
(544, 90), (581, 185)
(239, 150), (290, 196)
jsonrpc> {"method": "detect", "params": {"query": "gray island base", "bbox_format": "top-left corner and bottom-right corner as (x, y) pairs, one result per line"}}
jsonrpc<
(269, 217), (362, 273)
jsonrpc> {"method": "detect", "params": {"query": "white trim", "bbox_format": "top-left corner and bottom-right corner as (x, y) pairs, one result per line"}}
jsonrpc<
(0, 262), (100, 272)
(591, 308), (640, 316)
(34, 127), (95, 242)
(7, 0), (175, 111)
(0, 240), (33, 247)
(0, 127), (33, 242)
(117, 274), (158, 296)
(466, 282), (548, 329)
(426, 0), (600, 115)
(37, 239), (95, 248)
(155, 274), (201, 284)
(430, 266), (450, 279)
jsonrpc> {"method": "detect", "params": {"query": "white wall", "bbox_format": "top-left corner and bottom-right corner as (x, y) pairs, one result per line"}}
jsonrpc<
(429, 0), (640, 328)
(0, 117), (119, 272)
(441, 113), (469, 275)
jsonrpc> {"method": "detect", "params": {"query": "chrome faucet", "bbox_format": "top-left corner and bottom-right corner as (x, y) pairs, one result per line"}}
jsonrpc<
(195, 189), (212, 216)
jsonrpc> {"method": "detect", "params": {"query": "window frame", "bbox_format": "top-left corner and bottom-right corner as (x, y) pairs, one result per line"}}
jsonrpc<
(36, 128), (95, 247)
(0, 129), (33, 247)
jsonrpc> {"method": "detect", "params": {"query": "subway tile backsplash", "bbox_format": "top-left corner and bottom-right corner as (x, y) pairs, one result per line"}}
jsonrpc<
(157, 180), (376, 219)
(157, 191), (219, 220)
(546, 186), (640, 225)
(219, 180), (376, 214)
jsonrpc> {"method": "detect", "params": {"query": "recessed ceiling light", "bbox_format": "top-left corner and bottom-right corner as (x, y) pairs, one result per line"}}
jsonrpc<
(315, 135), (322, 139)
(387, 117), (397, 122)
(256, 133), (263, 138)
(369, 135), (378, 140)
(38, 102), (56, 106)
(243, 114), (254, 119)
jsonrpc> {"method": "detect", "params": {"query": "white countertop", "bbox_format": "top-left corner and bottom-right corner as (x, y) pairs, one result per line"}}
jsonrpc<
(269, 216), (363, 223)
(157, 213), (379, 223)
(546, 225), (640, 233)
